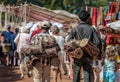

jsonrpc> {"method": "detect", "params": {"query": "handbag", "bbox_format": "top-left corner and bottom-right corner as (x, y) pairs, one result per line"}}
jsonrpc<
(1, 43), (11, 53)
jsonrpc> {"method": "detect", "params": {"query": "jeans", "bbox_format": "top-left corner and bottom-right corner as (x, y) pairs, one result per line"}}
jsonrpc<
(10, 51), (14, 65)
(73, 62), (91, 82)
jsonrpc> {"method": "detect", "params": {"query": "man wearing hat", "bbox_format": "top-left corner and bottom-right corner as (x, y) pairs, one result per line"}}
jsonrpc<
(67, 10), (101, 82)
(30, 21), (57, 82)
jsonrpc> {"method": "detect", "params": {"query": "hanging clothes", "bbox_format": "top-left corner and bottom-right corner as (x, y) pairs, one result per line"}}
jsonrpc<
(97, 7), (104, 26)
(109, 2), (117, 14)
(117, 12), (120, 20)
(92, 7), (97, 26)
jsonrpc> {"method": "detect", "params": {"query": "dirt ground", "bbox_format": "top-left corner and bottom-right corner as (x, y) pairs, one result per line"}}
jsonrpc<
(0, 66), (73, 82)
(0, 66), (84, 82)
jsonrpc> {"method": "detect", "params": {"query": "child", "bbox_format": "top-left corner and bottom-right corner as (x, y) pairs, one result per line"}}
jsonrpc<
(103, 45), (115, 82)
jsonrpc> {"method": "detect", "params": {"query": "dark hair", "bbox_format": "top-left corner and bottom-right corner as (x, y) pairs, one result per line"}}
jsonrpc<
(41, 24), (51, 30)
(7, 25), (11, 29)
(79, 10), (90, 22)
(15, 28), (19, 33)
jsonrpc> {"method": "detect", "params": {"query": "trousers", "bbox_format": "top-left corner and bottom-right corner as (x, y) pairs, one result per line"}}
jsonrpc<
(73, 61), (91, 82)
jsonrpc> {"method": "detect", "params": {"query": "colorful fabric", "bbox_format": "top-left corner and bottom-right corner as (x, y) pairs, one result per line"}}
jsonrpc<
(109, 2), (117, 14)
(115, 70), (120, 82)
(106, 35), (114, 45)
(92, 7), (97, 26)
(104, 59), (115, 72)
(116, 54), (120, 62)
(103, 71), (115, 82)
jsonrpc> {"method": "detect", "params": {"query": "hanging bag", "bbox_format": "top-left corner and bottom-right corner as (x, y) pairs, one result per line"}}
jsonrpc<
(1, 43), (11, 53)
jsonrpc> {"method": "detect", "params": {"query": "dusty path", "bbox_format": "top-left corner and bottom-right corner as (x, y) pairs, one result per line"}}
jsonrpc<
(0, 66), (73, 82)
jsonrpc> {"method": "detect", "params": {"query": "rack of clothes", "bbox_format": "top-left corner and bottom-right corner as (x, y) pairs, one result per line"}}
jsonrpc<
(85, 1), (120, 27)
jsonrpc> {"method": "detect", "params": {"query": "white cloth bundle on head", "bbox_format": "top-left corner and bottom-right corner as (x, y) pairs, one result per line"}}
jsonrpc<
(30, 22), (41, 33)
(20, 27), (28, 33)
(52, 22), (63, 29)
(25, 22), (34, 30)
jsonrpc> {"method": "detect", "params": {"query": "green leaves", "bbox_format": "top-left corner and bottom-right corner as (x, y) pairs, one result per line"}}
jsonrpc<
(0, 0), (117, 14)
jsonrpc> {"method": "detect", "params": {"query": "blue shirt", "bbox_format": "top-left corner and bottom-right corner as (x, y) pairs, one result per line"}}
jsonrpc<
(3, 31), (13, 43)
(10, 33), (18, 51)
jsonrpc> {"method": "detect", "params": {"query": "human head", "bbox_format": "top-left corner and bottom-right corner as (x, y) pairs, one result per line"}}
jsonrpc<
(15, 28), (19, 33)
(31, 58), (40, 66)
(79, 10), (90, 22)
(50, 25), (59, 34)
(20, 27), (28, 33)
(41, 21), (51, 31)
(7, 25), (11, 31)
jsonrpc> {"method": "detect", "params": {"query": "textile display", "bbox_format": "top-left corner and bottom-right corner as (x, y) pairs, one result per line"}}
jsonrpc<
(85, 1), (119, 27)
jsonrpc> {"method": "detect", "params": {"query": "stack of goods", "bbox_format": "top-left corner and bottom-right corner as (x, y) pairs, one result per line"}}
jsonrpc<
(64, 40), (83, 59)
(22, 34), (60, 57)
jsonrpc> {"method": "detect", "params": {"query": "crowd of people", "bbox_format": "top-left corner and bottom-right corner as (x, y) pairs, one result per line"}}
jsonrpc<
(0, 10), (120, 82)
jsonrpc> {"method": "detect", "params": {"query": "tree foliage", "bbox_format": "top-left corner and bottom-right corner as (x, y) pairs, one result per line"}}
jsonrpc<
(0, 0), (117, 14)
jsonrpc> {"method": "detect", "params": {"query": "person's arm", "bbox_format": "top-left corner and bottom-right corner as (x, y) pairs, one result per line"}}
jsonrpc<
(1, 36), (5, 43)
(66, 28), (76, 42)
(14, 33), (20, 44)
(59, 36), (65, 50)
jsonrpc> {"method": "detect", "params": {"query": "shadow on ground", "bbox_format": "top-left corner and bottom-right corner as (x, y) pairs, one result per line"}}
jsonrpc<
(0, 66), (21, 82)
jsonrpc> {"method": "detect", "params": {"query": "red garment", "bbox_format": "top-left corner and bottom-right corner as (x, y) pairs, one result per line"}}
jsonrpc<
(106, 35), (114, 45)
(109, 2), (117, 14)
(92, 7), (97, 26)
(30, 27), (42, 41)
